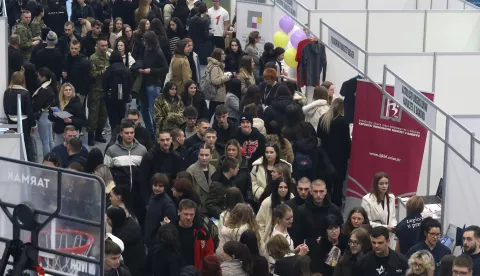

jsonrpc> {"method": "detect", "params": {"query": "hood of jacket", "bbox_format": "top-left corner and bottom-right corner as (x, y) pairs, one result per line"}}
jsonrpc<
(304, 99), (328, 114)
(109, 61), (128, 74)
(306, 41), (323, 55)
(293, 135), (317, 153)
(237, 126), (263, 142)
(270, 96), (294, 114)
(207, 57), (224, 69)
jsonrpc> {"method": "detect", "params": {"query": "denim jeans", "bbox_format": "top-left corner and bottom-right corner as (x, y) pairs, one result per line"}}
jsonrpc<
(140, 85), (160, 137)
(37, 112), (53, 156)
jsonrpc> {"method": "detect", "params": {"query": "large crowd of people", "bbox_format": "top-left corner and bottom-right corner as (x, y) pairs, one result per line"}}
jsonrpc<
(3, 0), (480, 275)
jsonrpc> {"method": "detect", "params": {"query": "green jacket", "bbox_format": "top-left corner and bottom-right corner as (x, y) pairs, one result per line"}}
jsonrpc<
(30, 17), (47, 38)
(14, 23), (33, 49)
(89, 52), (110, 91)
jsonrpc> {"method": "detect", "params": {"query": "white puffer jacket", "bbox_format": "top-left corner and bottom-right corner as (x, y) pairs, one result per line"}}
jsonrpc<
(302, 99), (329, 131)
(221, 259), (249, 276)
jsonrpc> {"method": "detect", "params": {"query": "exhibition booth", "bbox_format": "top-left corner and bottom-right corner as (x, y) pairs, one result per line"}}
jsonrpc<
(312, 0), (478, 10)
(237, 0), (480, 230)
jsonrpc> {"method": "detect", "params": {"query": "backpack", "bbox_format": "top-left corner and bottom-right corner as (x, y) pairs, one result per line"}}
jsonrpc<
(202, 215), (219, 250)
(199, 66), (217, 101)
(293, 151), (313, 171)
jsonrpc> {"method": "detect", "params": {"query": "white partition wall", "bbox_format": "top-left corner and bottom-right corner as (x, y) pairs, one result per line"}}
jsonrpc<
(0, 17), (7, 122)
(315, 0), (366, 9)
(367, 11), (425, 52)
(444, 116), (480, 230)
(309, 11), (367, 48)
(367, 0), (416, 9)
(366, 54), (434, 91)
(425, 11), (480, 52)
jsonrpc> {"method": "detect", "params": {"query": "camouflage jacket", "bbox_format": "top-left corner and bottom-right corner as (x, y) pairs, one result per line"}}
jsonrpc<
(154, 94), (185, 134)
(89, 52), (110, 91)
(14, 23), (33, 49)
(30, 17), (47, 38)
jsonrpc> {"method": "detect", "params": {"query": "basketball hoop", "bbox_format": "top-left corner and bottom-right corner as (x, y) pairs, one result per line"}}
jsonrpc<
(36, 229), (95, 275)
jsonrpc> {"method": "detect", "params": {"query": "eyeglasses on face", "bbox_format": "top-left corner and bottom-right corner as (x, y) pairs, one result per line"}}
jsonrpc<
(348, 240), (360, 246)
(427, 232), (441, 238)
(452, 270), (470, 276)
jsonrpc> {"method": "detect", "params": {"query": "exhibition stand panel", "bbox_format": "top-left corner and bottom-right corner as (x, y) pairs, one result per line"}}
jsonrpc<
(310, 10), (480, 53)
(312, 0), (477, 10)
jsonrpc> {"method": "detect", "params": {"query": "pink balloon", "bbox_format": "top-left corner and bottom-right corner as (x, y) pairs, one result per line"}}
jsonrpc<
(290, 29), (307, 49)
(279, 15), (294, 33)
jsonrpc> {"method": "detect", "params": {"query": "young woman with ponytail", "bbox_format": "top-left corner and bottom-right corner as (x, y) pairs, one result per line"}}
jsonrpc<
(220, 240), (255, 276)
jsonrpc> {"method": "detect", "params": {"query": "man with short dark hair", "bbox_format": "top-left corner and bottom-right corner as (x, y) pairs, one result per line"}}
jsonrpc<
(57, 21), (81, 57)
(51, 126), (89, 168)
(139, 131), (186, 208)
(184, 118), (210, 149)
(296, 179), (343, 272)
(82, 19), (102, 57)
(66, 137), (87, 168)
(62, 39), (90, 104)
(205, 157), (239, 219)
(187, 128), (224, 167)
(236, 112), (266, 169)
(88, 38), (109, 146)
(15, 10), (40, 59)
(463, 225), (480, 275)
(212, 104), (237, 145)
(355, 226), (408, 276)
(8, 34), (23, 81)
(171, 128), (187, 159)
(453, 255), (474, 276)
(104, 239), (132, 276)
(181, 106), (198, 139)
(176, 199), (214, 269)
(286, 177), (311, 246)
(108, 110), (153, 150)
(104, 121), (147, 192)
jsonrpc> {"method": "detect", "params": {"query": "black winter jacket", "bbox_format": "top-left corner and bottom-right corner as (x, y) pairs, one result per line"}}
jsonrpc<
(148, 244), (183, 276)
(3, 86), (36, 127)
(263, 95), (296, 131)
(32, 82), (55, 115)
(224, 50), (243, 73)
(70, 4), (94, 30)
(212, 118), (238, 146)
(93, 1), (112, 23)
(62, 53), (91, 96)
(142, 46), (168, 87)
(295, 194), (343, 266)
(144, 192), (178, 248)
(8, 46), (23, 81)
(188, 14), (212, 65)
(139, 144), (186, 205)
(103, 61), (133, 102)
(205, 172), (233, 219)
(33, 47), (63, 81)
(48, 95), (86, 134)
(81, 31), (101, 57)
(112, 218), (146, 276)
(218, 156), (252, 203)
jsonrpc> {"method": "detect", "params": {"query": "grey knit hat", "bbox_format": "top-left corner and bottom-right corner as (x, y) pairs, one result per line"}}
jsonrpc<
(46, 31), (58, 46)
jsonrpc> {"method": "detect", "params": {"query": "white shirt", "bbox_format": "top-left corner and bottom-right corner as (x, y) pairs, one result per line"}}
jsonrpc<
(271, 225), (294, 250)
(208, 6), (230, 37)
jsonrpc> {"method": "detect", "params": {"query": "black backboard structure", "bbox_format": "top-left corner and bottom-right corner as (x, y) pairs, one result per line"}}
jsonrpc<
(0, 156), (105, 276)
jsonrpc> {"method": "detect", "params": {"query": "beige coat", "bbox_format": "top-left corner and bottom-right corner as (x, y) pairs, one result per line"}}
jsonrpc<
(257, 195), (294, 243)
(362, 193), (397, 248)
(206, 57), (230, 102)
(216, 223), (250, 261)
(251, 157), (292, 201)
(187, 161), (216, 213)
(170, 55), (192, 95)
(237, 69), (255, 95)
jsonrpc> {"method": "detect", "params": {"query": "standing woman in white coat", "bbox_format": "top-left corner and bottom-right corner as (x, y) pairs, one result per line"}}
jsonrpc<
(361, 172), (397, 247)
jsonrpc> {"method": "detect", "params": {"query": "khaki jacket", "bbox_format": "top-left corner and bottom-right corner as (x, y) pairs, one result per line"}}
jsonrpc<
(170, 55), (192, 95)
(206, 57), (230, 102)
(237, 69), (255, 95)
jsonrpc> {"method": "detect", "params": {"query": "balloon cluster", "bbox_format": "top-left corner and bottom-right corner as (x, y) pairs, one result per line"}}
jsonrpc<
(273, 15), (307, 68)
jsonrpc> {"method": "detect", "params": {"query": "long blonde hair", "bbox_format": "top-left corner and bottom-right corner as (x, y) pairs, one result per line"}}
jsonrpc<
(319, 98), (344, 134)
(59, 83), (76, 111)
(225, 203), (261, 244)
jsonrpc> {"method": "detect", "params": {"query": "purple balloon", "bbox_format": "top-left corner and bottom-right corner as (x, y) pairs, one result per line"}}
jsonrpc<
(279, 15), (294, 33)
(290, 29), (307, 49)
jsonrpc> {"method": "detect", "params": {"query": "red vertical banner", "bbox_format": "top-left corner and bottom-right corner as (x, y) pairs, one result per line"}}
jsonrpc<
(345, 80), (434, 208)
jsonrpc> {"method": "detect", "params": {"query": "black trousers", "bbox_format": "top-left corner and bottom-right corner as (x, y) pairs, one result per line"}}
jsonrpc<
(211, 36), (226, 50)
(106, 99), (126, 131)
